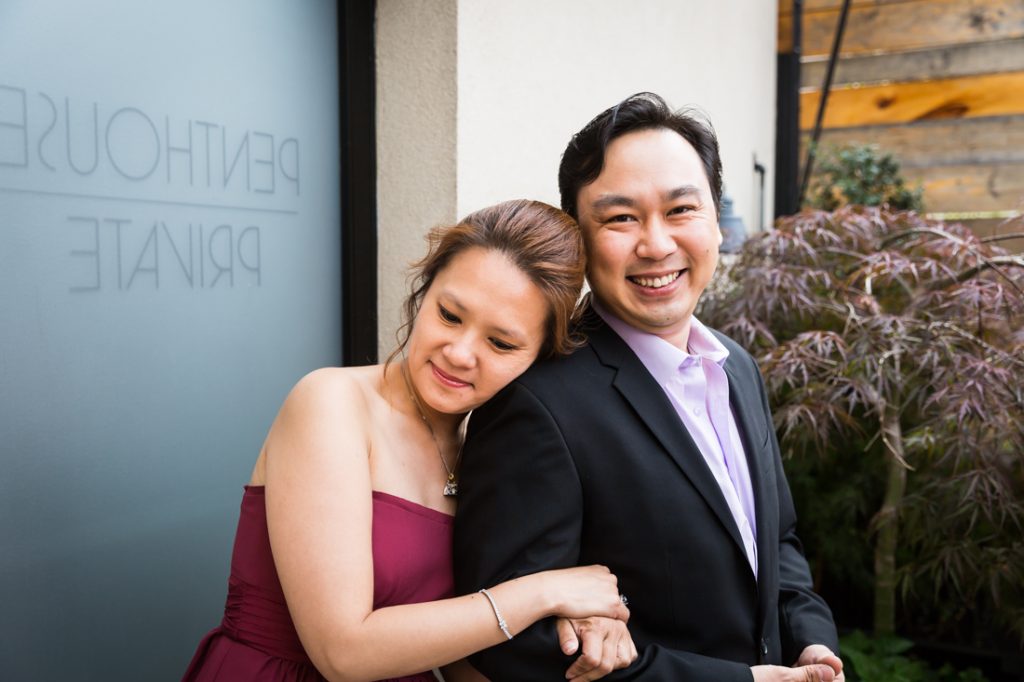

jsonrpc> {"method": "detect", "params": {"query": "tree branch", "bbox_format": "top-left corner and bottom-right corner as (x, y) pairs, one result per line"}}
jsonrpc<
(878, 226), (970, 250)
(926, 320), (1024, 370)
(980, 232), (1024, 245)
(927, 256), (1024, 296)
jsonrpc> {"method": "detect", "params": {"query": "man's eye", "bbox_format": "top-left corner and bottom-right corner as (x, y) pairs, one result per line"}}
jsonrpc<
(439, 305), (460, 323)
(490, 338), (517, 351)
(608, 214), (635, 223)
(669, 205), (695, 215)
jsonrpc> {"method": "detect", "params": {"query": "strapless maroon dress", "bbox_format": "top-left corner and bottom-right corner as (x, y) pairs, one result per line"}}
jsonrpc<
(182, 486), (453, 682)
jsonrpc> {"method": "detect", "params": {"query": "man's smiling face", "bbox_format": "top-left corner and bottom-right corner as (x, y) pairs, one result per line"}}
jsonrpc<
(576, 127), (722, 348)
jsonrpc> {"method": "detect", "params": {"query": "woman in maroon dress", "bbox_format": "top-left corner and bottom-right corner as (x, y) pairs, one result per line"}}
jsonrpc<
(183, 200), (636, 682)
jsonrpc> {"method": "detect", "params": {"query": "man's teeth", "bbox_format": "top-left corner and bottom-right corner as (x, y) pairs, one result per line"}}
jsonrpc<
(630, 271), (681, 288)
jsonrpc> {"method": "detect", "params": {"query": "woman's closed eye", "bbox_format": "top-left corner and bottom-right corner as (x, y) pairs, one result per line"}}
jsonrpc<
(489, 337), (518, 352)
(439, 304), (460, 324)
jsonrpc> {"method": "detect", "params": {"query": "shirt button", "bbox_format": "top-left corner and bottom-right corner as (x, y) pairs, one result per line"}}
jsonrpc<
(760, 638), (769, 657)
(693, 407), (702, 415)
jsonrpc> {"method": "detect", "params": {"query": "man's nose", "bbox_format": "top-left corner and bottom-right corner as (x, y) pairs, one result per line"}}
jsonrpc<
(636, 217), (677, 261)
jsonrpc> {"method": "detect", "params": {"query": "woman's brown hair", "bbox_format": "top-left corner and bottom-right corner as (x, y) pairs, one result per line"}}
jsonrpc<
(390, 199), (585, 364)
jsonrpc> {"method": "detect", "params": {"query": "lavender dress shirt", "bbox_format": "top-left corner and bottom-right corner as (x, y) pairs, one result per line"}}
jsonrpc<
(594, 302), (759, 574)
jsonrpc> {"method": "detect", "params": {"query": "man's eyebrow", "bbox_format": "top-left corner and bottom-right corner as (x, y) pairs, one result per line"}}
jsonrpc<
(665, 185), (702, 201)
(590, 187), (703, 211)
(589, 194), (636, 211)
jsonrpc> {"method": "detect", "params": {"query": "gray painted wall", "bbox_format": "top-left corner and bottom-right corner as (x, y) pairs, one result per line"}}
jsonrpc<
(0, 2), (341, 678)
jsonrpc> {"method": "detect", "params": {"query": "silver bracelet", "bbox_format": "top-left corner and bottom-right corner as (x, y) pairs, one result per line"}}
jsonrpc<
(479, 588), (513, 640)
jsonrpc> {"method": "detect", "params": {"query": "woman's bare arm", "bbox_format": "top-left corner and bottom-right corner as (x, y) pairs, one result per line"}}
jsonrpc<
(264, 369), (627, 682)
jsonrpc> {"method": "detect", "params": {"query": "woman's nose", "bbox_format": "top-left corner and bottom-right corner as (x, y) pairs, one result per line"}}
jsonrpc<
(443, 335), (477, 368)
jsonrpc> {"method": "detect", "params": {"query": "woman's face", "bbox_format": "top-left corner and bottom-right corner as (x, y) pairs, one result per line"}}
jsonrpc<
(406, 246), (549, 417)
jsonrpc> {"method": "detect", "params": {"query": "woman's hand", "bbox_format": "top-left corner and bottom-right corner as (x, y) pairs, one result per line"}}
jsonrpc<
(556, 616), (637, 681)
(540, 565), (629, 621)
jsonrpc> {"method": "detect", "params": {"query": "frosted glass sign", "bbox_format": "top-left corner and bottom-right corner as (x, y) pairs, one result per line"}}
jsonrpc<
(0, 89), (301, 289)
(0, 85), (300, 289)
(0, 2), (341, 679)
(0, 58), (307, 293)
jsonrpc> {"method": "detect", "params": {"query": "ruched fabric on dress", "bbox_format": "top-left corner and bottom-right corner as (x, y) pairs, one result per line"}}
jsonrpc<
(182, 487), (450, 682)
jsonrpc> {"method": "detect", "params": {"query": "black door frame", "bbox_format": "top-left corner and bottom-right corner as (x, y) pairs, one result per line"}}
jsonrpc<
(340, 0), (378, 365)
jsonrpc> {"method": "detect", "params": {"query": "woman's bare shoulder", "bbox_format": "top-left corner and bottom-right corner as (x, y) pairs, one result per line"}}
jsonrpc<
(253, 366), (387, 486)
(266, 365), (387, 455)
(284, 365), (382, 411)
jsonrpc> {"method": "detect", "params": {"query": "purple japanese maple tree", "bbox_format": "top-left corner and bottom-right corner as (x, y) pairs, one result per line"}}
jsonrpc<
(699, 207), (1024, 640)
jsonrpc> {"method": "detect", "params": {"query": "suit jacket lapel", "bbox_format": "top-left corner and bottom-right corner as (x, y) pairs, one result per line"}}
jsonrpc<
(723, 358), (776, 606)
(585, 311), (748, 558)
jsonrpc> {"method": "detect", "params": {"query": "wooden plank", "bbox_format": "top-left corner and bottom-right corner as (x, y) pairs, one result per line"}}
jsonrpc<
(779, 20), (793, 54)
(800, 162), (1024, 214)
(780, 0), (1024, 57)
(902, 162), (1024, 213)
(801, 37), (1024, 88)
(799, 115), (1024, 167)
(780, 1), (932, 54)
(799, 70), (1024, 129)
(781, 0), (916, 16)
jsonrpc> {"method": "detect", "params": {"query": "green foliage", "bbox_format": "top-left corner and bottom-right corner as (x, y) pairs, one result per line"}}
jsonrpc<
(698, 207), (1024, 648)
(805, 144), (924, 212)
(841, 630), (989, 681)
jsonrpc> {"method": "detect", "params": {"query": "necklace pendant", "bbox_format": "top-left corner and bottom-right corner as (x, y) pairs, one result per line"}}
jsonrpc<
(443, 480), (459, 497)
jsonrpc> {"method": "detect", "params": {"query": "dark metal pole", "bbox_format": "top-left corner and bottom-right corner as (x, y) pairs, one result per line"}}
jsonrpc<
(773, 0), (802, 218)
(798, 0), (852, 207)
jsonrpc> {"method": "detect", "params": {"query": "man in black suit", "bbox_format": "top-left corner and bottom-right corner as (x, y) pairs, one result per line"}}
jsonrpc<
(453, 93), (843, 681)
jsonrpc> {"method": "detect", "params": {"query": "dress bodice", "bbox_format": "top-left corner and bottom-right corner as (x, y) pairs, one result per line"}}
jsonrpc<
(182, 486), (452, 682)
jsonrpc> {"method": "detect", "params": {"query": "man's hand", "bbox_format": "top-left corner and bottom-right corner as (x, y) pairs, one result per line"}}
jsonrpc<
(556, 616), (638, 681)
(751, 645), (844, 682)
(797, 644), (844, 682)
(751, 663), (836, 681)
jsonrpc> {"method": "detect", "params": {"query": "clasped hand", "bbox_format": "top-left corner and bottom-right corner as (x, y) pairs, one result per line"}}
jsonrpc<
(752, 644), (845, 682)
(557, 616), (637, 681)
(545, 565), (636, 681)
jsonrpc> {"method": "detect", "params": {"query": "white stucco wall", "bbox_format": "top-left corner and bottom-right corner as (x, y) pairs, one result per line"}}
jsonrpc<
(376, 0), (778, 355)
(456, 0), (777, 228)
(376, 0), (458, 359)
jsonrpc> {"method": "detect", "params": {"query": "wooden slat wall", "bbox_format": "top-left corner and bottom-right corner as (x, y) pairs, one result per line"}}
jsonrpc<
(800, 115), (1024, 166)
(800, 37), (1024, 89)
(799, 70), (1024, 128)
(780, 0), (1024, 57)
(902, 163), (1024, 213)
(780, 0), (1024, 251)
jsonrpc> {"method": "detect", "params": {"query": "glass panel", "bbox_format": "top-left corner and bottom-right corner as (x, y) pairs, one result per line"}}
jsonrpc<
(0, 1), (341, 678)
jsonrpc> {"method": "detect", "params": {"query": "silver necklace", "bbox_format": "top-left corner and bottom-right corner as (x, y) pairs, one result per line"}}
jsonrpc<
(400, 361), (462, 497)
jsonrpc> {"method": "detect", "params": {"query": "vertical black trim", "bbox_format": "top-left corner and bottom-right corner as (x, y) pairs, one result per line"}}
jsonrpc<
(340, 0), (378, 365)
(774, 0), (802, 218)
(798, 0), (852, 206)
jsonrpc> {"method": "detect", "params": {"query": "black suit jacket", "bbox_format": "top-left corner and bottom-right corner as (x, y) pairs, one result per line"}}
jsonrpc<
(453, 309), (838, 680)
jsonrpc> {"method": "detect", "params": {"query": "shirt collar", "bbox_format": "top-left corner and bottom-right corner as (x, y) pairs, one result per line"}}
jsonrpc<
(591, 298), (730, 384)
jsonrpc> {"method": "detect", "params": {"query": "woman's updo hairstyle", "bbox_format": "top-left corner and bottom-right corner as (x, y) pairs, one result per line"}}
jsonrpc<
(391, 199), (585, 363)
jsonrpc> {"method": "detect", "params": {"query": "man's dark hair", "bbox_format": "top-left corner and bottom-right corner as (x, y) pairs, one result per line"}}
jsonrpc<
(558, 92), (723, 220)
